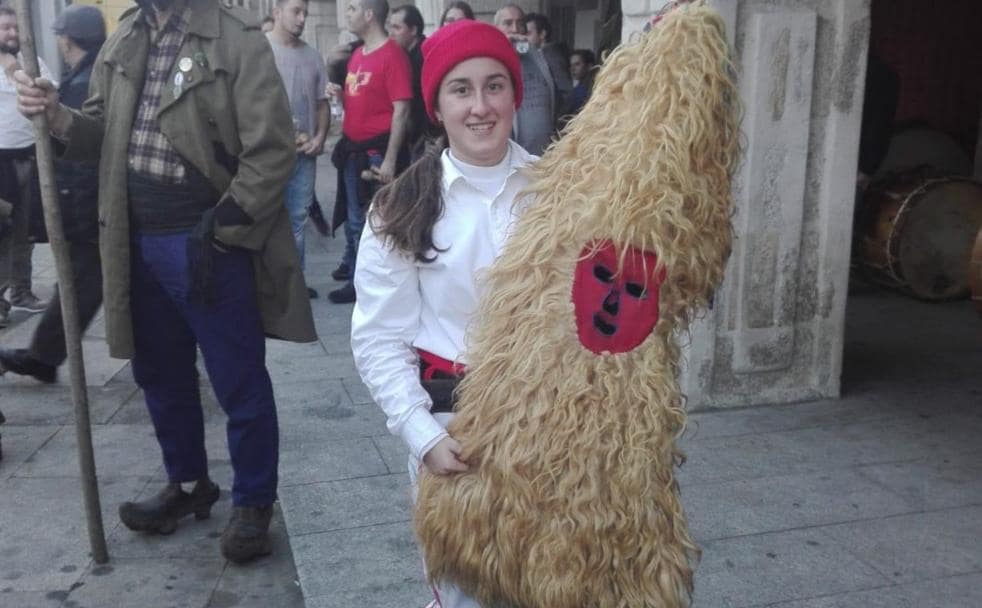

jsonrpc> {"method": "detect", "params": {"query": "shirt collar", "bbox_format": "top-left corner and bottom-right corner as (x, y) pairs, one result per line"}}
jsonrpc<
(142, 0), (191, 39)
(441, 140), (536, 193)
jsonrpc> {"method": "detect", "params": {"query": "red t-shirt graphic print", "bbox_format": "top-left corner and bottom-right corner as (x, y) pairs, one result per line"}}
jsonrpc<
(342, 39), (413, 142)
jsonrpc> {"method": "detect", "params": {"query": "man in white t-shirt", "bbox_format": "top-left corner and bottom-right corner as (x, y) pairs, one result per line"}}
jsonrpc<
(0, 5), (55, 327)
(267, 0), (329, 298)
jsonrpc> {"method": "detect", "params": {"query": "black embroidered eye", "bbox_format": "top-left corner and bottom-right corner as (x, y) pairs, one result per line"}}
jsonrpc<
(593, 265), (614, 283)
(625, 282), (647, 298)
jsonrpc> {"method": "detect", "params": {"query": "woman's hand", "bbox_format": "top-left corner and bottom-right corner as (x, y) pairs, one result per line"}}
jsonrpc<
(422, 436), (468, 475)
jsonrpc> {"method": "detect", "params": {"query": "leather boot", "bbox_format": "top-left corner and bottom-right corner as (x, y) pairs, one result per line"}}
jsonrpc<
(221, 504), (273, 563)
(0, 348), (56, 384)
(119, 479), (220, 535)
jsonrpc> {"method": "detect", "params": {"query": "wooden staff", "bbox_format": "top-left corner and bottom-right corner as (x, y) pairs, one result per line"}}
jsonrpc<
(14, 0), (108, 564)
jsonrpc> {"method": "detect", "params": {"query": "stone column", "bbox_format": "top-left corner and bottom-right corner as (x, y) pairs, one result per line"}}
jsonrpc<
(623, 1), (870, 408)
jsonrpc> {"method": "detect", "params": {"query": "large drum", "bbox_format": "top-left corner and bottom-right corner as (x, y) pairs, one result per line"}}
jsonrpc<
(858, 174), (982, 300)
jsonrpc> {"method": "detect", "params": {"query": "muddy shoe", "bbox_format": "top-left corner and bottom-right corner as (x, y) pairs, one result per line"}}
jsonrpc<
(327, 282), (356, 304)
(119, 479), (220, 535)
(0, 348), (57, 383)
(221, 504), (273, 563)
(330, 263), (350, 282)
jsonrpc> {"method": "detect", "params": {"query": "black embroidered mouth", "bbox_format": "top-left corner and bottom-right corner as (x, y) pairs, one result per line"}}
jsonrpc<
(593, 313), (616, 336)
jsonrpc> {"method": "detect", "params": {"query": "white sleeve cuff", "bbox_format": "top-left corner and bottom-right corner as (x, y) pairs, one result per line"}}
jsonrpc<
(400, 404), (450, 462)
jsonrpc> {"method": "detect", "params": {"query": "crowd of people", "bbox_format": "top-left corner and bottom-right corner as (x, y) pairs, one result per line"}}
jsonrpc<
(321, 0), (599, 304)
(0, 0), (603, 590)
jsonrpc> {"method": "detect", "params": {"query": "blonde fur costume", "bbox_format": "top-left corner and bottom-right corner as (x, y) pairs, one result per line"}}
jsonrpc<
(414, 3), (740, 607)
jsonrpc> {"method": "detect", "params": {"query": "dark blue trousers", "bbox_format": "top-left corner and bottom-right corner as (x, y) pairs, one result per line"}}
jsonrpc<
(130, 232), (278, 507)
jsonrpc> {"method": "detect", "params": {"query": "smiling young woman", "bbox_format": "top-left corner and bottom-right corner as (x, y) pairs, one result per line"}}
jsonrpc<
(349, 19), (531, 608)
(435, 57), (515, 166)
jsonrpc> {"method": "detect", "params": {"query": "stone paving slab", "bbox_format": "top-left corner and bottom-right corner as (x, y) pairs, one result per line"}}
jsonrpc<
(0, 591), (64, 607)
(854, 449), (982, 511)
(760, 571), (982, 607)
(291, 521), (430, 602)
(0, 475), (150, 592)
(305, 583), (432, 608)
(279, 436), (389, 486)
(684, 394), (903, 441)
(63, 557), (226, 608)
(694, 528), (891, 607)
(678, 410), (980, 486)
(278, 399), (390, 445)
(0, 425), (59, 480)
(340, 375), (374, 405)
(372, 434), (411, 475)
(274, 381), (389, 443)
(819, 505), (982, 584)
(1, 384), (137, 426)
(14, 424), (164, 479)
(267, 353), (340, 387)
(684, 466), (916, 542)
(278, 473), (412, 537)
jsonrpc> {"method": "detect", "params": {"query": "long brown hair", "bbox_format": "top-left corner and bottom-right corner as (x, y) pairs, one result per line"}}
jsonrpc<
(369, 135), (449, 263)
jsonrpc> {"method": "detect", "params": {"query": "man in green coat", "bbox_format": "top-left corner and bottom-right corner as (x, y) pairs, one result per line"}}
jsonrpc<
(15, 0), (316, 563)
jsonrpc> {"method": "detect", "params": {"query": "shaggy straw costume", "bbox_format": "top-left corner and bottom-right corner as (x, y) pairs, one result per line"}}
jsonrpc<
(414, 3), (739, 607)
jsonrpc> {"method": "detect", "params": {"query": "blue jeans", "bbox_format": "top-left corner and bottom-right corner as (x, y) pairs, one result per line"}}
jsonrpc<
(285, 155), (317, 270)
(341, 152), (382, 276)
(130, 232), (278, 507)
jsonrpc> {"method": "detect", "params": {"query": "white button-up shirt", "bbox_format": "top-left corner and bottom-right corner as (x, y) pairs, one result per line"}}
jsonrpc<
(0, 54), (54, 150)
(351, 140), (537, 461)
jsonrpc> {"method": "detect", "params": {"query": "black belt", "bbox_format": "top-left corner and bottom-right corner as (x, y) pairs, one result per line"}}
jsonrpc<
(422, 377), (460, 414)
(0, 146), (35, 161)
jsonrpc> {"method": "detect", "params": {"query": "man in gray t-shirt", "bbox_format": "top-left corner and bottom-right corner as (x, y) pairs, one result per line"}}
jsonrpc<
(494, 4), (555, 156)
(267, 0), (329, 296)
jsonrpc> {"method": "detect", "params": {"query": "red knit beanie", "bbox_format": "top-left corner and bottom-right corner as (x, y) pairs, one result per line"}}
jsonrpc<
(421, 19), (524, 124)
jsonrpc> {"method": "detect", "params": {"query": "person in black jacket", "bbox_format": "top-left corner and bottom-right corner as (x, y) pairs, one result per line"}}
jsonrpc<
(0, 4), (105, 383)
(388, 4), (428, 159)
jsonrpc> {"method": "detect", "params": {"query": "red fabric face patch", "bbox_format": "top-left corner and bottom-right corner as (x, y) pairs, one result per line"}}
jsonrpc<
(572, 240), (665, 355)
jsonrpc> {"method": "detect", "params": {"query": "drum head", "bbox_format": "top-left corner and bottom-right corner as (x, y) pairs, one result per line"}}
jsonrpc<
(897, 180), (982, 300)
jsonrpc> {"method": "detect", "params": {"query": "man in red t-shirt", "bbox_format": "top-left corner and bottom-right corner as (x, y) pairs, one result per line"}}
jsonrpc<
(329, 0), (411, 304)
